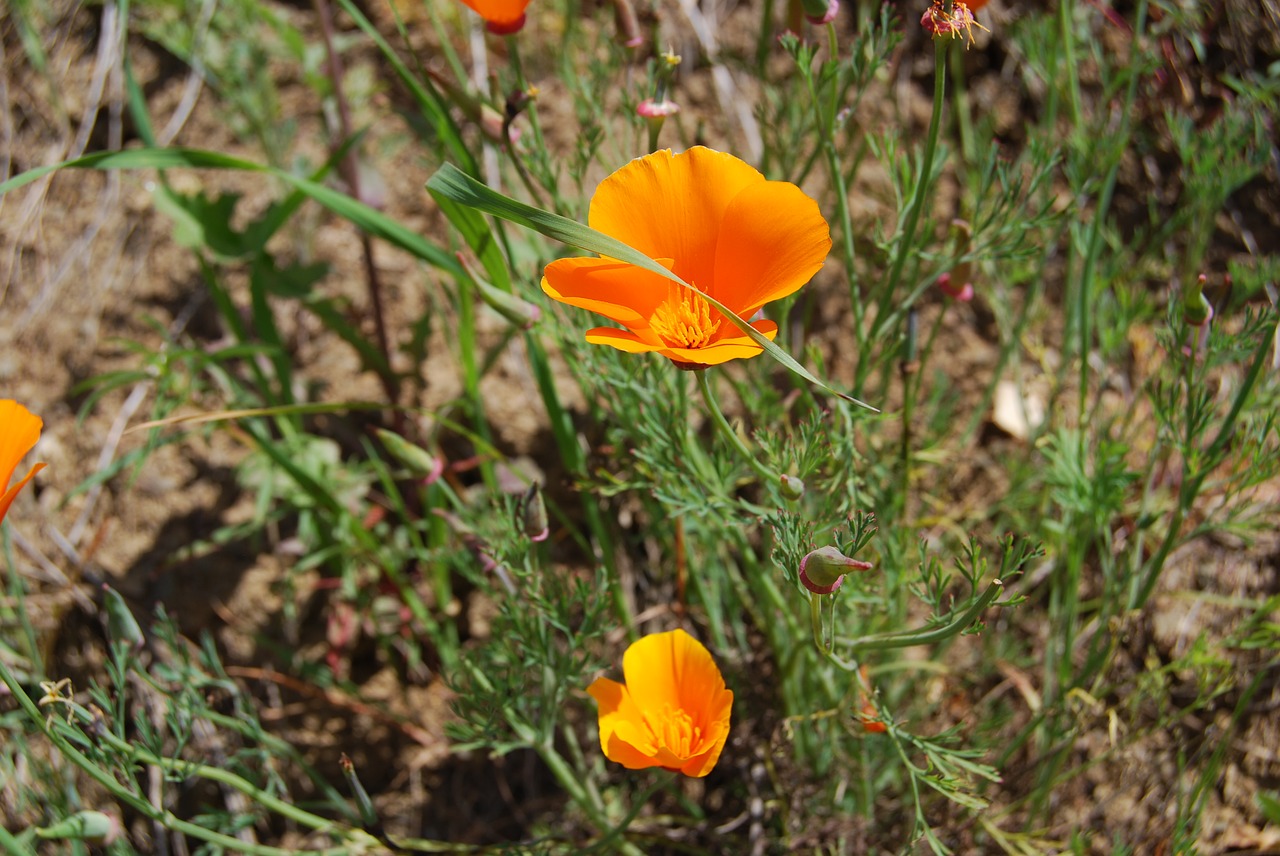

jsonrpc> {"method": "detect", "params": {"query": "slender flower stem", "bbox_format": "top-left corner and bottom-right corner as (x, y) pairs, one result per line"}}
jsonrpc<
(694, 369), (779, 488)
(863, 36), (947, 389)
(838, 579), (1005, 655)
(313, 0), (400, 412)
(0, 825), (35, 856)
(807, 24), (862, 327)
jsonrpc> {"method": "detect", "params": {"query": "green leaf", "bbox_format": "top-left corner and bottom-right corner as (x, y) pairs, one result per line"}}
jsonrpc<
(152, 188), (254, 259)
(1260, 790), (1280, 824)
(425, 163), (876, 410)
(0, 148), (464, 279)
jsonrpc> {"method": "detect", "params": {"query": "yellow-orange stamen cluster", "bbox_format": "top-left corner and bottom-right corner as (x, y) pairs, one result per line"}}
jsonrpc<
(650, 287), (721, 349)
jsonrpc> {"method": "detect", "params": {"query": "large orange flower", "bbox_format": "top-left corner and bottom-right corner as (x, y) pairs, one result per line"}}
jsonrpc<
(587, 628), (733, 778)
(457, 0), (530, 34)
(0, 400), (45, 525)
(542, 147), (831, 368)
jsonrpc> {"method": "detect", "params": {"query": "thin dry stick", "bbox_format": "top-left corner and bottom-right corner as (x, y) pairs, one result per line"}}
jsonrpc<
(312, 0), (401, 410)
(674, 0), (763, 161)
(19, 0), (126, 326)
(157, 0), (217, 146)
(225, 665), (439, 748)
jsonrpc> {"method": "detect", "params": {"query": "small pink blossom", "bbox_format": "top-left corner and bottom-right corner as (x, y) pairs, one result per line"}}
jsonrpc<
(637, 98), (680, 119)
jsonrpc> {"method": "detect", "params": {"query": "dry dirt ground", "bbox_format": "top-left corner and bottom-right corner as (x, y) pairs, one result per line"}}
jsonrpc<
(3, 0), (1280, 852)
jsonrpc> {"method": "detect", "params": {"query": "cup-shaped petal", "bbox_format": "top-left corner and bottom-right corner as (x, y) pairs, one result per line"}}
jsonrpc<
(588, 629), (732, 778)
(0, 400), (45, 524)
(543, 147), (830, 366)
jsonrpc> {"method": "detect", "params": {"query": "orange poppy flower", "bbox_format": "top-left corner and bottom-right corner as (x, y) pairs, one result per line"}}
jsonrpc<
(457, 0), (530, 34)
(0, 400), (45, 525)
(587, 628), (733, 778)
(542, 147), (831, 369)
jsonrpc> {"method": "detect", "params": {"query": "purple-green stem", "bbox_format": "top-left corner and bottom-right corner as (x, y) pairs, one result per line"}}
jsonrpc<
(313, 0), (400, 415)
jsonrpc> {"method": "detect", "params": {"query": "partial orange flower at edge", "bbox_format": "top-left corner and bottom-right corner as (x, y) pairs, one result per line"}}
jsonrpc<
(457, 0), (531, 34)
(542, 146), (832, 369)
(587, 628), (733, 778)
(0, 400), (45, 525)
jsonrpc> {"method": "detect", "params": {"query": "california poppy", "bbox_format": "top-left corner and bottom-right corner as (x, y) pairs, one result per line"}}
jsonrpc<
(0, 400), (45, 525)
(457, 0), (531, 34)
(587, 628), (733, 778)
(542, 147), (831, 369)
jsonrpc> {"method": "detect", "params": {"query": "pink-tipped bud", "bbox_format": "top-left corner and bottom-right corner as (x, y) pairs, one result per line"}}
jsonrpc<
(799, 546), (874, 595)
(937, 272), (974, 302)
(612, 0), (644, 47)
(780, 474), (806, 501)
(521, 481), (549, 542)
(804, 0), (839, 24)
(1184, 274), (1214, 327)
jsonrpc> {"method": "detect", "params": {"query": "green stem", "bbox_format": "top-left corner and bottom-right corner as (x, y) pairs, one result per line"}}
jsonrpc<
(1127, 317), (1277, 610)
(811, 23), (862, 328)
(838, 579), (1004, 655)
(0, 825), (36, 856)
(695, 369), (778, 487)
(873, 36), (947, 334)
(0, 659), (373, 856)
(1074, 0), (1147, 422)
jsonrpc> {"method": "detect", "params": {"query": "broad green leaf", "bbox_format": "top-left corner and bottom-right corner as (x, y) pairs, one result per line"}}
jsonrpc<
(425, 163), (877, 411)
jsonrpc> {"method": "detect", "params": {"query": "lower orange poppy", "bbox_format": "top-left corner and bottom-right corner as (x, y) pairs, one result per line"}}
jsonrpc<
(542, 147), (831, 369)
(0, 400), (45, 525)
(588, 628), (733, 778)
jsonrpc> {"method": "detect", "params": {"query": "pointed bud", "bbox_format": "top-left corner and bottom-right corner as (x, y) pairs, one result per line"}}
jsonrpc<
(340, 754), (379, 828)
(780, 474), (806, 501)
(102, 584), (144, 650)
(375, 429), (445, 483)
(1184, 274), (1214, 327)
(456, 253), (541, 329)
(799, 546), (874, 595)
(521, 481), (549, 542)
(36, 811), (122, 845)
(937, 272), (975, 302)
(612, 0), (644, 47)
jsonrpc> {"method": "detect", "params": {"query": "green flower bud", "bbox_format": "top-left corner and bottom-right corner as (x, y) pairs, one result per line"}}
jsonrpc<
(375, 429), (444, 483)
(102, 584), (144, 650)
(799, 546), (874, 595)
(521, 481), (549, 542)
(36, 811), (121, 845)
(780, 474), (806, 501)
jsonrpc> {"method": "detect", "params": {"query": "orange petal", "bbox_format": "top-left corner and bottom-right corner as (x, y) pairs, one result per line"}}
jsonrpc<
(679, 719), (732, 777)
(0, 401), (44, 524)
(587, 677), (663, 769)
(584, 327), (664, 354)
(457, 0), (531, 28)
(541, 257), (676, 342)
(712, 178), (831, 314)
(0, 463), (46, 525)
(622, 629), (727, 727)
(588, 148), (763, 290)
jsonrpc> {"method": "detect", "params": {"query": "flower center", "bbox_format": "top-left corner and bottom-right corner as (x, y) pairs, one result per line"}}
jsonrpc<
(644, 703), (702, 758)
(649, 287), (721, 350)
